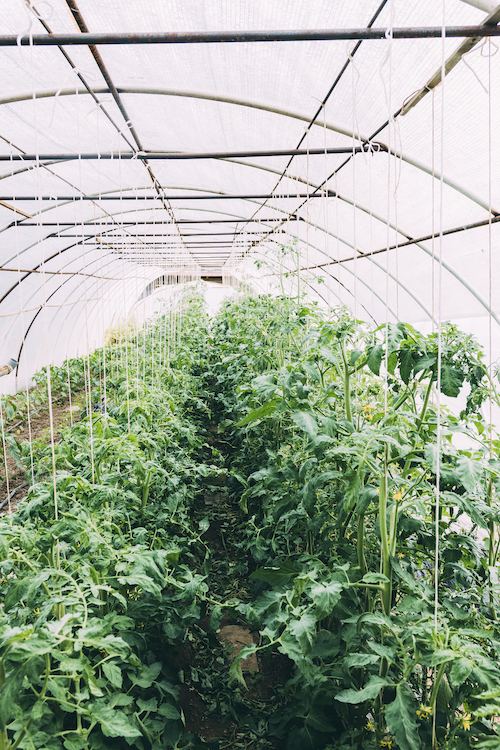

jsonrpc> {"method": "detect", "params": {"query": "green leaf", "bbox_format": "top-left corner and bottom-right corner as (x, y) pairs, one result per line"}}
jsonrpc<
(137, 697), (158, 712)
(440, 364), (464, 398)
(0, 669), (24, 730)
(157, 703), (181, 720)
(319, 346), (338, 366)
(456, 455), (482, 494)
(305, 706), (335, 732)
(132, 662), (162, 688)
(291, 410), (318, 437)
(398, 348), (414, 384)
(366, 345), (384, 376)
(288, 611), (316, 650)
(229, 653), (248, 689)
(367, 641), (396, 662)
(90, 705), (142, 739)
(450, 657), (474, 688)
(357, 487), (378, 516)
(63, 735), (88, 750)
(344, 653), (380, 669)
(209, 605), (224, 633)
(237, 402), (277, 427)
(350, 349), (363, 366)
(413, 353), (437, 375)
(387, 351), (398, 375)
(385, 684), (422, 750)
(343, 470), (361, 514)
(253, 374), (279, 398)
(387, 323), (407, 354)
(102, 661), (122, 689)
(430, 649), (457, 666)
(360, 572), (390, 585)
(250, 561), (299, 585)
(335, 675), (388, 704)
(310, 581), (343, 620)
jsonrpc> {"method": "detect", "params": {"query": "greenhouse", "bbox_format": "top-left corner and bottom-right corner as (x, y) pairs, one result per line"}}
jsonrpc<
(1, 0), (500, 748)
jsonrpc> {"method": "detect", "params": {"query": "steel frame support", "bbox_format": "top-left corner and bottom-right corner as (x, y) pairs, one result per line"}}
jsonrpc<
(2, 26), (500, 45)
(0, 193), (334, 201)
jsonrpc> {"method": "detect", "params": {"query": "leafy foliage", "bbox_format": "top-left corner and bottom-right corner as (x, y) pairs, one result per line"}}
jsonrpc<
(1, 288), (500, 749)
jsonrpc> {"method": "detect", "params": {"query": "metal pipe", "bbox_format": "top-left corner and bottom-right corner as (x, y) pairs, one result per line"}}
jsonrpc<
(234, 0), (389, 241)
(12, 218), (297, 225)
(3, 27), (500, 45)
(63, 0), (198, 266)
(0, 193), (334, 200)
(0, 145), (384, 161)
(459, 0), (497, 13)
(305, 213), (500, 270)
(401, 4), (500, 115)
(54, 231), (285, 237)
(0, 86), (493, 213)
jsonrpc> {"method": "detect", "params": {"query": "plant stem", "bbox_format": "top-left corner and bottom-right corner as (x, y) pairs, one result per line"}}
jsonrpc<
(416, 375), (434, 433)
(379, 450), (392, 617)
(340, 342), (352, 423)
(141, 470), (152, 509)
(430, 662), (447, 750)
(357, 514), (367, 577)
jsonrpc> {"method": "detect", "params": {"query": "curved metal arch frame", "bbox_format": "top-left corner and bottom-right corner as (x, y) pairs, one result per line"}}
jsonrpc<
(0, 177), (479, 332)
(14, 259), (163, 377)
(1, 128), (494, 330)
(3, 199), (404, 321)
(32, 271), (160, 376)
(0, 172), (495, 368)
(0, 86), (496, 215)
(0, 236), (161, 354)
(1, 211), (370, 371)
(1, 148), (494, 333)
(2, 193), (432, 326)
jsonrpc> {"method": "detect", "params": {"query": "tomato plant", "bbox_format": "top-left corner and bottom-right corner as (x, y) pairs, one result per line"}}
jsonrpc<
(1, 287), (500, 749)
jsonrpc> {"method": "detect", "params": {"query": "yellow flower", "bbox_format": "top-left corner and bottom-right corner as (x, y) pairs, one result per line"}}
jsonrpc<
(416, 704), (433, 720)
(393, 491), (403, 502)
(33, 607), (40, 615)
(397, 552), (404, 559)
(380, 740), (393, 748)
(461, 713), (473, 731)
(366, 720), (375, 732)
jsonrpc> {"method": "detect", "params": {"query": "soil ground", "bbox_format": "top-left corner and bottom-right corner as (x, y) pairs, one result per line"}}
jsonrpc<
(0, 394), (84, 514)
(166, 431), (292, 747)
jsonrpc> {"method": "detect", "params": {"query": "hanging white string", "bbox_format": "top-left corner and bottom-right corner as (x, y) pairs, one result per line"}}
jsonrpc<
(27, 30), (60, 573)
(75, 85), (96, 484)
(434, 0), (446, 637)
(13, 149), (35, 488)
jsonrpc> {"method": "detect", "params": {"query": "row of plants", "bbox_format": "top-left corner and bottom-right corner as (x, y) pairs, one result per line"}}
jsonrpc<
(209, 294), (500, 749)
(2, 284), (500, 749)
(0, 288), (224, 749)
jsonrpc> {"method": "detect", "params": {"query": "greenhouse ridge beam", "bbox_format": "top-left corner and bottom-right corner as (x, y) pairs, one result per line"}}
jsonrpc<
(0, 146), (384, 161)
(3, 27), (500, 45)
(1, 194), (331, 200)
(12, 218), (297, 226)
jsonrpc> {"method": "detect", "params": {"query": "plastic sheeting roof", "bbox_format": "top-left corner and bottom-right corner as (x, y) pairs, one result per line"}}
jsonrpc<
(0, 0), (499, 390)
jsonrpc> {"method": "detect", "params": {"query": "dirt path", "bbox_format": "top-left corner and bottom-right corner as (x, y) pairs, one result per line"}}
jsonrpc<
(167, 429), (291, 748)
